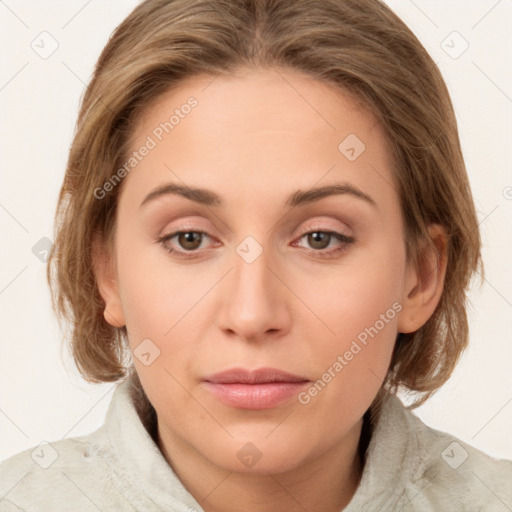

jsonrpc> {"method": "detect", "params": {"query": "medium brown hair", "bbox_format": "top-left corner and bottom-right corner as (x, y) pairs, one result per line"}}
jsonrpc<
(47, 0), (482, 411)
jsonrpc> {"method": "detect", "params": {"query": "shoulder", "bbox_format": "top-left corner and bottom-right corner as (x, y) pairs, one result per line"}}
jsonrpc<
(400, 403), (512, 511)
(0, 429), (134, 511)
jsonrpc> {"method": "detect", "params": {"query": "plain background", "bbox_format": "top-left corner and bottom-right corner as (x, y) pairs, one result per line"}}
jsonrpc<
(1, 0), (511, 463)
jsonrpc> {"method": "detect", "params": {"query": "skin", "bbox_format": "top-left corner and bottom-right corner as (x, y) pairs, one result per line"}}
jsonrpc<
(94, 67), (447, 512)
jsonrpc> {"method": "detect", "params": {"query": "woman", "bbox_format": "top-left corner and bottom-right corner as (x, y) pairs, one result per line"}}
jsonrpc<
(1, 0), (511, 510)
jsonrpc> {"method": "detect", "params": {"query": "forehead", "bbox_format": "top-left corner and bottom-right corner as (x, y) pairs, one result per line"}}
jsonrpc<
(122, 67), (398, 215)
(132, 67), (381, 145)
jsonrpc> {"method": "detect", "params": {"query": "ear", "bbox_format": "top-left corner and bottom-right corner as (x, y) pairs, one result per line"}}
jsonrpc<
(91, 233), (125, 328)
(397, 224), (448, 334)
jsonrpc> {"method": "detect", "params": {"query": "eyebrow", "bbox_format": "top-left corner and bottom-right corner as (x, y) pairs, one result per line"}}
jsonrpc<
(140, 181), (377, 210)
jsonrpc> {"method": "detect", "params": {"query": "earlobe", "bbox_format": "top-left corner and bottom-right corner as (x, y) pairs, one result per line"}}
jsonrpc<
(397, 224), (448, 334)
(91, 233), (126, 328)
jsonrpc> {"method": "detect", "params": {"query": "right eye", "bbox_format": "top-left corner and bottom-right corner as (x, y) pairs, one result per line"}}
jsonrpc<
(157, 230), (214, 258)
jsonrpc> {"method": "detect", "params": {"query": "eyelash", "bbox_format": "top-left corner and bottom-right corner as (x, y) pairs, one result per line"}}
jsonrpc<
(156, 228), (355, 260)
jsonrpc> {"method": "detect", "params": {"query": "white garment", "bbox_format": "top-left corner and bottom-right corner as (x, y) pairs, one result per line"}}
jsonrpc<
(1, 378), (511, 511)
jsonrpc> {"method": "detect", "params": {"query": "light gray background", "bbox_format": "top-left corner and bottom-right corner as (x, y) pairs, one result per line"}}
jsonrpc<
(1, 0), (511, 463)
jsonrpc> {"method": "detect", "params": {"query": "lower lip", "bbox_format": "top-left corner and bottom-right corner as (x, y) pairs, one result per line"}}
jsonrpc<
(203, 381), (309, 409)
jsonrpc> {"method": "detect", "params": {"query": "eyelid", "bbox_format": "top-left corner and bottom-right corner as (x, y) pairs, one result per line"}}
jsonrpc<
(157, 218), (210, 236)
(297, 218), (353, 238)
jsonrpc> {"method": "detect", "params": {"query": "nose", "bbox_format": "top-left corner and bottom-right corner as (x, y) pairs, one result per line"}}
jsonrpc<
(216, 239), (291, 343)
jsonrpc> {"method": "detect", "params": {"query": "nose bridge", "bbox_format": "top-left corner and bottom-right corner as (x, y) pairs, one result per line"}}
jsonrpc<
(219, 234), (287, 339)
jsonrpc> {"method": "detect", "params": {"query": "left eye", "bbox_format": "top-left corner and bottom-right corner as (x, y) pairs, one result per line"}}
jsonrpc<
(295, 230), (354, 252)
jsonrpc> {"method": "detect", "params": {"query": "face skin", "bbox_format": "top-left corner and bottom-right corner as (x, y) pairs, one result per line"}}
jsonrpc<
(94, 67), (447, 512)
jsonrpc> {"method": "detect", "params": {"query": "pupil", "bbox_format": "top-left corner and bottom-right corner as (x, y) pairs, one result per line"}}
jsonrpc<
(310, 232), (329, 249)
(181, 232), (200, 249)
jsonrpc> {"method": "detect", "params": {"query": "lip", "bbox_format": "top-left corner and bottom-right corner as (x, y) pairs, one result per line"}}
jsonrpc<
(202, 367), (310, 410)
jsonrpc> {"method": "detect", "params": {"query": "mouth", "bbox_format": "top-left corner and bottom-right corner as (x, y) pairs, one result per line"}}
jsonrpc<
(202, 367), (310, 410)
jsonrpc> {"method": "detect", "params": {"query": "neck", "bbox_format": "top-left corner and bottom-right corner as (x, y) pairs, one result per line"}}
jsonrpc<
(156, 415), (365, 512)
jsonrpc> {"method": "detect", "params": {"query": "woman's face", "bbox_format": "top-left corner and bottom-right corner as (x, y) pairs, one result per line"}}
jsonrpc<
(105, 67), (416, 473)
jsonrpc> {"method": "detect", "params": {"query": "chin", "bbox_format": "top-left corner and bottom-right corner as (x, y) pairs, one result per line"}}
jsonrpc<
(204, 434), (310, 475)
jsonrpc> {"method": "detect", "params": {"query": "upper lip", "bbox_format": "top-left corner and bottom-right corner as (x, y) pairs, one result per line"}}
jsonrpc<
(203, 367), (310, 384)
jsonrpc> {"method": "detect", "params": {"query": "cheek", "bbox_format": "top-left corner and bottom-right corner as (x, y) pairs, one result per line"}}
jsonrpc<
(115, 230), (205, 340)
(114, 241), (204, 406)
(304, 238), (405, 339)
(294, 240), (404, 398)
(114, 228), (224, 393)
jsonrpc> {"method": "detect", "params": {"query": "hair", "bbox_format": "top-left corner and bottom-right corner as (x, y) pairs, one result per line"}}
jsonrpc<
(47, 0), (483, 419)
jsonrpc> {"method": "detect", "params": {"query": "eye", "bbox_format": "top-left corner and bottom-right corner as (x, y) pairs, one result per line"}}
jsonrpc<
(157, 230), (212, 258)
(293, 230), (355, 258)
